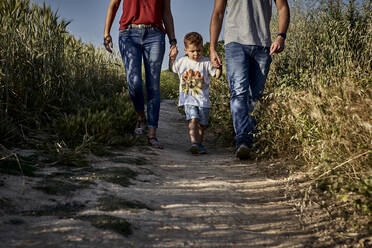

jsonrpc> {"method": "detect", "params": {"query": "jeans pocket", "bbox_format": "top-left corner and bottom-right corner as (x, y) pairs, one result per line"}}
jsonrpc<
(119, 29), (129, 35)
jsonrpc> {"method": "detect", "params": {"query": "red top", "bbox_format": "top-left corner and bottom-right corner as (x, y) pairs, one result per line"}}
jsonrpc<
(119, 0), (166, 33)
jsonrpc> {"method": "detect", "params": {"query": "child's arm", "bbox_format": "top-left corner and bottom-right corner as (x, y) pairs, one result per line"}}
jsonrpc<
(208, 59), (222, 79)
(169, 57), (176, 72)
(215, 65), (222, 79)
(168, 46), (178, 72)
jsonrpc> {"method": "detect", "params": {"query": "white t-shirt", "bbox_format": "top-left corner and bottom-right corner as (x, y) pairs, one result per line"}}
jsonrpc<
(172, 56), (216, 108)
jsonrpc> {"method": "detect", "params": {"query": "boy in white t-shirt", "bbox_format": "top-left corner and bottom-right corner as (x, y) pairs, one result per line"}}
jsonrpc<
(169, 32), (221, 154)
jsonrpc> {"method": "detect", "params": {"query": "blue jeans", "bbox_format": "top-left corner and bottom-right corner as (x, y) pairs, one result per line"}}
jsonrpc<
(225, 42), (272, 148)
(119, 27), (165, 128)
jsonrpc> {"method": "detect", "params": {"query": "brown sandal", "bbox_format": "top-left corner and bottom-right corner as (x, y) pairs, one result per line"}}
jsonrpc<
(148, 137), (164, 149)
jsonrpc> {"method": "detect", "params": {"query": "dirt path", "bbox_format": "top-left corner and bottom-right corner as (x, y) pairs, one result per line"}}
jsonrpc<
(0, 99), (316, 248)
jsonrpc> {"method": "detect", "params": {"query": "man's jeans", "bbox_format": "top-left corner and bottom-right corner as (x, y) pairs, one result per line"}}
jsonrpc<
(225, 42), (272, 148)
(119, 27), (165, 129)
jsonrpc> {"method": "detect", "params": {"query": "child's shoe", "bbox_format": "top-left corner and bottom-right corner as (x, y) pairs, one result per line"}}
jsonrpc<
(189, 143), (199, 154)
(198, 144), (207, 154)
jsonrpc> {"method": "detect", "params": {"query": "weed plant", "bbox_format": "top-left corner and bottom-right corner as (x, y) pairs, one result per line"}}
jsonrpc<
(160, 69), (179, 100)
(0, 1), (135, 158)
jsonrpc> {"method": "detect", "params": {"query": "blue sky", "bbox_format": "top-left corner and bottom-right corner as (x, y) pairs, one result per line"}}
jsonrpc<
(33, 0), (219, 70)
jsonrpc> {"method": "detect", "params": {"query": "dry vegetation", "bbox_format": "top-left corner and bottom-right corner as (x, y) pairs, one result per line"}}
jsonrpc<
(256, 2), (371, 241)
(0, 0), (136, 161)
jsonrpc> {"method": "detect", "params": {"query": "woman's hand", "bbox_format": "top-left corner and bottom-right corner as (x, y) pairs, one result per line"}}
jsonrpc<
(104, 35), (113, 53)
(169, 45), (178, 60)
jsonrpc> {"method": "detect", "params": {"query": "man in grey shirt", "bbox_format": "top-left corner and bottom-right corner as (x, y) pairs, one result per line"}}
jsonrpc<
(210, 0), (290, 159)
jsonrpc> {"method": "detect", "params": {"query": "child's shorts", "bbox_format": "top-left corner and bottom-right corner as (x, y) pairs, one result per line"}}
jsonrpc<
(184, 105), (210, 126)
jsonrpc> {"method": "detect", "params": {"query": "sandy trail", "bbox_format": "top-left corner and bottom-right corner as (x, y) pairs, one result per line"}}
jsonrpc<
(0, 99), (314, 248)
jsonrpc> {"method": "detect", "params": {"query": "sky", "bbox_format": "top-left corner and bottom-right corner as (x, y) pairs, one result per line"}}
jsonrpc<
(33, 0), (220, 70)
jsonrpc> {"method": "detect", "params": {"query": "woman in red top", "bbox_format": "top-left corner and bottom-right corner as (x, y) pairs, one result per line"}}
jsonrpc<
(104, 0), (177, 149)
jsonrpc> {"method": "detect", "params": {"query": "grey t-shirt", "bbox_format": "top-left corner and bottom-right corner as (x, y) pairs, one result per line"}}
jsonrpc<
(224, 0), (272, 47)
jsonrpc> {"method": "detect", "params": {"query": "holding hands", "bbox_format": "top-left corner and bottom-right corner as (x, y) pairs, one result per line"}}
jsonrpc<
(168, 45), (178, 72)
(210, 49), (222, 79)
(169, 45), (178, 60)
(210, 48), (222, 69)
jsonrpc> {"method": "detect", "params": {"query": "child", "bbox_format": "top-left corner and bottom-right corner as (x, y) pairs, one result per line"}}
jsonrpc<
(169, 32), (221, 154)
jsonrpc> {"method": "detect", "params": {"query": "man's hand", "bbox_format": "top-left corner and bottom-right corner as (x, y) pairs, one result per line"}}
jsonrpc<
(210, 49), (222, 68)
(270, 36), (285, 55)
(104, 35), (113, 53)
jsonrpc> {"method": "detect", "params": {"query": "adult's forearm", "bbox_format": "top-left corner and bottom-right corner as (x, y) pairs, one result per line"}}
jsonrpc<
(210, 12), (224, 50)
(163, 15), (176, 40)
(210, 0), (226, 51)
(104, 0), (120, 37)
(163, 0), (176, 42)
(277, 2), (290, 34)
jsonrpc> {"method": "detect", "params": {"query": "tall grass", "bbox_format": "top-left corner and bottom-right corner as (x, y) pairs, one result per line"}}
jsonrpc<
(0, 0), (135, 152)
(256, 0), (372, 235)
(160, 69), (179, 100)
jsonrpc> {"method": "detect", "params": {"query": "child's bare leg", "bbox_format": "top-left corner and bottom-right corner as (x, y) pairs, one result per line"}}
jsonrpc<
(188, 118), (200, 144)
(197, 123), (205, 144)
(197, 123), (207, 154)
